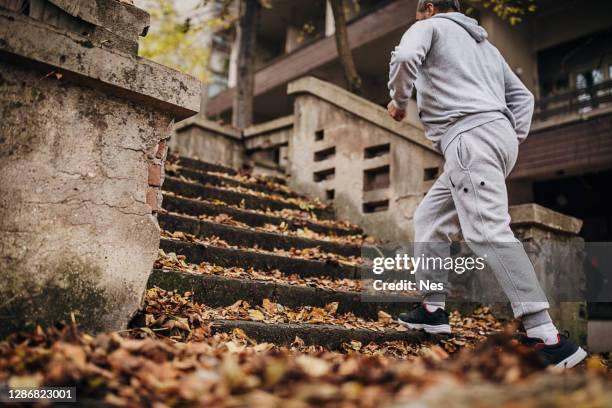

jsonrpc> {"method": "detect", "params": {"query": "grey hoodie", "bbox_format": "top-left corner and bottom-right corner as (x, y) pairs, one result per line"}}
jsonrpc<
(388, 12), (534, 153)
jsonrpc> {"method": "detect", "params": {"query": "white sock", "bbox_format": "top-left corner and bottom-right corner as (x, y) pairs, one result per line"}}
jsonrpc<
(424, 302), (445, 313)
(526, 322), (559, 345)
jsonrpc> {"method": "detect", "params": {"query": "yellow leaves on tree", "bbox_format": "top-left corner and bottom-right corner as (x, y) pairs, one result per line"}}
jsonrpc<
(138, 0), (232, 81)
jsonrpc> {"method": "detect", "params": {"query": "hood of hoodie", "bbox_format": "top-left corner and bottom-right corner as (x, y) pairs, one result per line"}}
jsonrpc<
(432, 12), (488, 43)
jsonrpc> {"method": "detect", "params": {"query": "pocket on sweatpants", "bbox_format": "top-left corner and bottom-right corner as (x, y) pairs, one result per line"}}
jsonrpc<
(455, 134), (471, 170)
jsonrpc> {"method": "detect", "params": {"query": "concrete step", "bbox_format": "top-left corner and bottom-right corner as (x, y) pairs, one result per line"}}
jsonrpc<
(162, 193), (363, 237)
(171, 155), (288, 185)
(148, 269), (417, 320)
(160, 238), (360, 279)
(159, 212), (364, 258)
(210, 319), (435, 350)
(259, 174), (288, 186)
(171, 155), (237, 175)
(164, 176), (335, 220)
(169, 167), (300, 199)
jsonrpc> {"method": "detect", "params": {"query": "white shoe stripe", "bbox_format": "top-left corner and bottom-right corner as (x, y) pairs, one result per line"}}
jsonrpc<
(397, 319), (452, 334)
(555, 347), (587, 369)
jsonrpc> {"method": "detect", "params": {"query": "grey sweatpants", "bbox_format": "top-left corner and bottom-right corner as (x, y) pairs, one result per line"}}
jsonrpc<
(414, 118), (549, 318)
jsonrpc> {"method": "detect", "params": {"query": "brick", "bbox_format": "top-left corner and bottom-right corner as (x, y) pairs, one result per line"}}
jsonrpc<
(146, 188), (159, 211)
(148, 162), (162, 187)
(156, 139), (168, 159)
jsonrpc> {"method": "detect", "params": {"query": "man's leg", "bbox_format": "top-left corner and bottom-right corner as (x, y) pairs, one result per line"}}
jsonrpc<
(413, 172), (460, 308)
(445, 119), (587, 368)
(397, 173), (460, 333)
(445, 119), (556, 338)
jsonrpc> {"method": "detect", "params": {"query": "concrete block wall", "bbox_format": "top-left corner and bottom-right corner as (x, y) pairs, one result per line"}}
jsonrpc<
(173, 116), (244, 170)
(0, 0), (200, 335)
(287, 77), (444, 243)
(243, 115), (293, 177)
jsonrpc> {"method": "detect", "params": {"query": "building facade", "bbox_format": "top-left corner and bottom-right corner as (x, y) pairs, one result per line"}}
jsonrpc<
(205, 0), (612, 245)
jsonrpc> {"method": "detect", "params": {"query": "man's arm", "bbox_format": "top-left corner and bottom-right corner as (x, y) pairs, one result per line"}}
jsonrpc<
(502, 59), (534, 143)
(388, 21), (435, 112)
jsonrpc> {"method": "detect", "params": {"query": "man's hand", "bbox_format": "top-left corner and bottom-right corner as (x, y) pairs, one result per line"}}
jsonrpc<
(387, 101), (406, 122)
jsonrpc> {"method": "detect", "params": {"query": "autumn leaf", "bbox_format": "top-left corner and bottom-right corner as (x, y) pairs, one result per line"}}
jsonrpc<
(296, 355), (330, 377)
(248, 309), (265, 321)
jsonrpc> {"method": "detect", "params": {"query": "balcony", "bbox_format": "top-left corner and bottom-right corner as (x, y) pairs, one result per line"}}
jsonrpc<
(534, 79), (612, 124)
(512, 80), (612, 181)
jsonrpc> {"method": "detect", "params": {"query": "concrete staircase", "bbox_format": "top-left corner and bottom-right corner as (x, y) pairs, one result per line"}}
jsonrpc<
(144, 155), (437, 350)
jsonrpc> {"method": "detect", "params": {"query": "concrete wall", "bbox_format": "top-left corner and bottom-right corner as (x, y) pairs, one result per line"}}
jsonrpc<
(173, 117), (244, 170)
(288, 77), (444, 242)
(243, 115), (292, 177)
(511, 205), (586, 345)
(0, 1), (200, 335)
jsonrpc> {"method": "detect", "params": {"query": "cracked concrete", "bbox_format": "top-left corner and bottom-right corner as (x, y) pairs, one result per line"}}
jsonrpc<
(0, 6), (199, 334)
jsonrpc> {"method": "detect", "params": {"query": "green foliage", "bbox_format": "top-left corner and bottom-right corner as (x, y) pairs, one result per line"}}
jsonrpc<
(466, 0), (537, 25)
(138, 0), (233, 81)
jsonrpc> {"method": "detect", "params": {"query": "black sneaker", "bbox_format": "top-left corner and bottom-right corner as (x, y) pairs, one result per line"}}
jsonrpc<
(522, 334), (587, 368)
(397, 304), (451, 334)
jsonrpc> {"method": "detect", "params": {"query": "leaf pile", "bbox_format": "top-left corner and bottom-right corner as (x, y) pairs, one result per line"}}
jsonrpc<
(207, 170), (295, 197)
(163, 189), (360, 231)
(140, 288), (408, 337)
(166, 156), (290, 192)
(164, 208), (369, 246)
(155, 249), (363, 293)
(139, 288), (501, 354)
(167, 168), (327, 212)
(161, 230), (364, 266)
(2, 289), (610, 407)
(203, 182), (327, 211)
(2, 321), (608, 407)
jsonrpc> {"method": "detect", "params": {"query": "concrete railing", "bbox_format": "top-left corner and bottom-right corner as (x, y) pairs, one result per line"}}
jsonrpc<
(173, 117), (244, 170)
(243, 115), (292, 177)
(287, 76), (444, 242)
(0, 0), (200, 335)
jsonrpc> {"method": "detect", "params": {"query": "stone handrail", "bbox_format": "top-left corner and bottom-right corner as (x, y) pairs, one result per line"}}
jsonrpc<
(0, 9), (199, 120)
(509, 203), (583, 235)
(287, 76), (438, 154)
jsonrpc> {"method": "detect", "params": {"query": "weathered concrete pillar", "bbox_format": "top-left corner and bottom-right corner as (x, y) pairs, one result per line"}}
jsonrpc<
(243, 115), (293, 177)
(173, 117), (244, 169)
(510, 204), (587, 344)
(0, 0), (200, 335)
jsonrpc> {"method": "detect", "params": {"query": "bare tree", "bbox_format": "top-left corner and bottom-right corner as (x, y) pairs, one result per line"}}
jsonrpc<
(232, 0), (260, 128)
(329, 0), (362, 94)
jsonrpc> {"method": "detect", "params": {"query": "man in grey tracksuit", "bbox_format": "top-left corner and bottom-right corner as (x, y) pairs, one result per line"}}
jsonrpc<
(387, 0), (586, 368)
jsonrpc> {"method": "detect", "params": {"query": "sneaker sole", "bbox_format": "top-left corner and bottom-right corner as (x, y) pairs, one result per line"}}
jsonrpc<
(555, 346), (587, 369)
(397, 318), (451, 335)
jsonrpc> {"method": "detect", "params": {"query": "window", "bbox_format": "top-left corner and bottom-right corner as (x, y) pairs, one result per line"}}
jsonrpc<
(364, 143), (390, 159)
(576, 68), (604, 113)
(313, 168), (335, 182)
(314, 146), (336, 162)
(363, 200), (389, 213)
(424, 167), (439, 181)
(363, 165), (390, 191)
